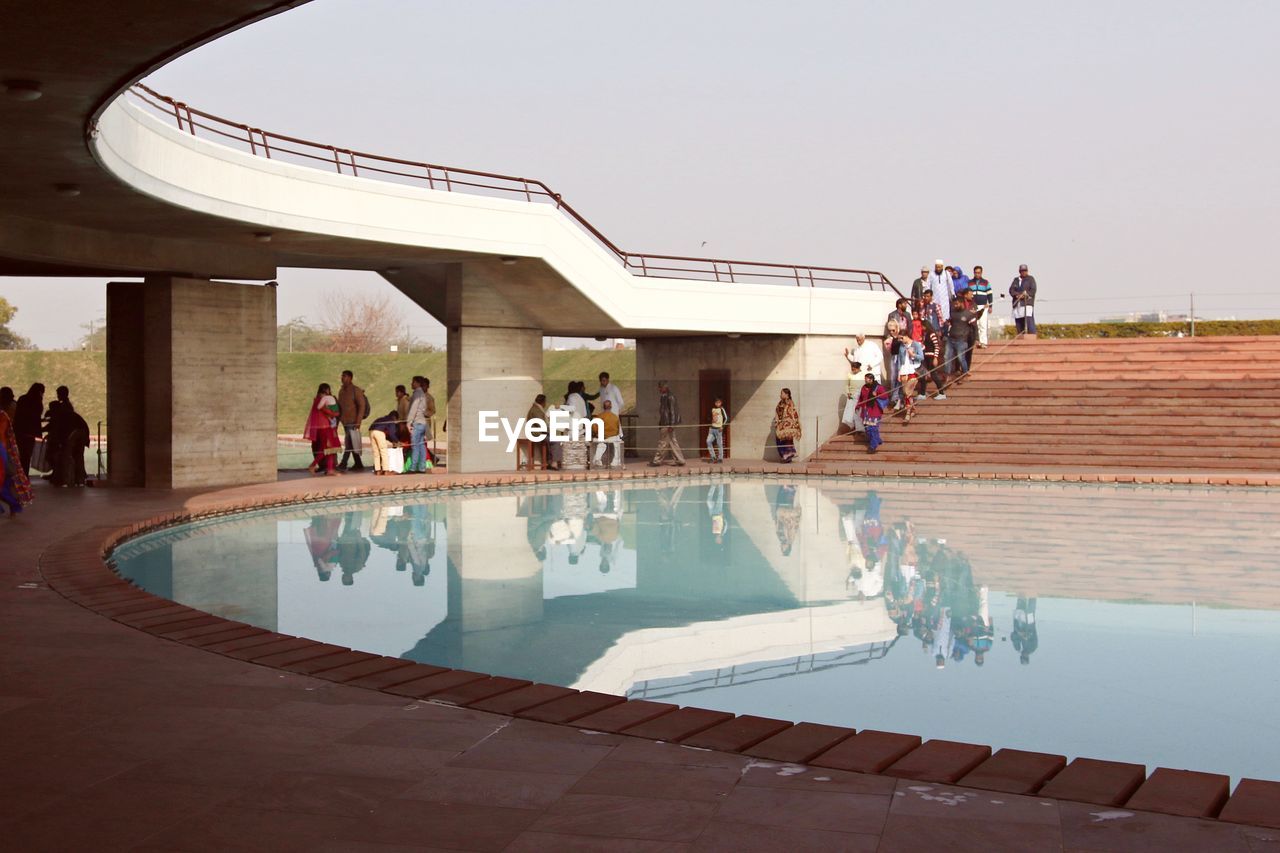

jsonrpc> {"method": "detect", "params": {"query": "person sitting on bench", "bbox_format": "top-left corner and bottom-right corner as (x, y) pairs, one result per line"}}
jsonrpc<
(591, 399), (624, 469)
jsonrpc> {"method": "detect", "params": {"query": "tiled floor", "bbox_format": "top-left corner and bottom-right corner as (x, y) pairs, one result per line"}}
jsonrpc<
(3, 468), (1279, 851)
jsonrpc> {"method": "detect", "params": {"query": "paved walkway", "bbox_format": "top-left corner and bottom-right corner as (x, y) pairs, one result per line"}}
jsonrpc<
(3, 468), (1278, 851)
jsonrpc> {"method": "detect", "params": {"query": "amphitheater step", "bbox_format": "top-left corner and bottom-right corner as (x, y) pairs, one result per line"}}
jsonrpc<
(813, 336), (1280, 473)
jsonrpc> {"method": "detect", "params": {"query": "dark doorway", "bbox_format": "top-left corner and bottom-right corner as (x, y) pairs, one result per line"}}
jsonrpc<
(698, 369), (731, 459)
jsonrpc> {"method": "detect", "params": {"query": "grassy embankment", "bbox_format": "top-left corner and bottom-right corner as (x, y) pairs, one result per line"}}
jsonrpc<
(0, 349), (636, 435)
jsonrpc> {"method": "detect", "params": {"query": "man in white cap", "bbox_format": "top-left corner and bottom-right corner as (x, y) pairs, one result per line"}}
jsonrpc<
(926, 260), (953, 330)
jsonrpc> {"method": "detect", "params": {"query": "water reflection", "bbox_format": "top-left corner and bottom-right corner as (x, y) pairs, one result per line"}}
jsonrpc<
(113, 478), (1280, 781)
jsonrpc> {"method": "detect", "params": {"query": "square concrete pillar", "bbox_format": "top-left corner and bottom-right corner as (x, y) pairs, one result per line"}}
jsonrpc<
(107, 277), (276, 489)
(440, 262), (543, 473)
(446, 325), (543, 473)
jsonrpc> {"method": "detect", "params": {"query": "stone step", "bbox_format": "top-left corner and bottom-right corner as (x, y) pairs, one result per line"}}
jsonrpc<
(808, 449), (1276, 469)
(849, 420), (1280, 435)
(852, 413), (1280, 427)
(827, 434), (1280, 451)
(989, 335), (1280, 348)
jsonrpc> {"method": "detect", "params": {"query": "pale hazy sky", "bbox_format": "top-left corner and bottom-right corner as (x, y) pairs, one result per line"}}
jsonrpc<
(5, 0), (1280, 348)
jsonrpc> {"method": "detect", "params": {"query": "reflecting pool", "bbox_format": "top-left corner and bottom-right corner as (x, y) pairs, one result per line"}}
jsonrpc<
(112, 477), (1280, 782)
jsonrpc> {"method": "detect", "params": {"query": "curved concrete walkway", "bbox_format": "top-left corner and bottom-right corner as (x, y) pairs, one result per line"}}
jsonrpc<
(4, 469), (1279, 851)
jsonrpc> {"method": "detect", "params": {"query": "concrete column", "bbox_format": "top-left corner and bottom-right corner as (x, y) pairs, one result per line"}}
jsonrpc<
(442, 263), (544, 473)
(106, 277), (276, 489)
(106, 283), (147, 486)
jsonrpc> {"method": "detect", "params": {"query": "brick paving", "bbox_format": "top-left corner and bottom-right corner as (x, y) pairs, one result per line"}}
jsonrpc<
(3, 467), (1280, 850)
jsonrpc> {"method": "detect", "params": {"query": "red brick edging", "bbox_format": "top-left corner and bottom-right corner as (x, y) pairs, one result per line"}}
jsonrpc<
(34, 466), (1280, 829)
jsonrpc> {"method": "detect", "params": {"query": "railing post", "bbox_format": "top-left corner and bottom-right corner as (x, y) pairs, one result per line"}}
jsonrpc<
(425, 166), (435, 190)
(522, 180), (532, 202)
(793, 267), (802, 287)
(244, 124), (256, 156)
(348, 150), (359, 177)
(329, 146), (343, 174)
(727, 263), (735, 283)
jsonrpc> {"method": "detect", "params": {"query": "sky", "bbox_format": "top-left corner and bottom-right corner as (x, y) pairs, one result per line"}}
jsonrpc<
(5, 0), (1280, 349)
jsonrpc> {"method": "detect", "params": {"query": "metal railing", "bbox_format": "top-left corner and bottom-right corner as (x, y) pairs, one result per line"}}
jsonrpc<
(125, 84), (900, 295)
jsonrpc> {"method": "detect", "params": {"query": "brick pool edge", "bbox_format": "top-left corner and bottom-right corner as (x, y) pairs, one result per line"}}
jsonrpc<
(35, 465), (1280, 830)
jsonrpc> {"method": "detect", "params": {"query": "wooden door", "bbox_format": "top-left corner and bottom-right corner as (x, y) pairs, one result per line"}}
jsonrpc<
(698, 369), (731, 459)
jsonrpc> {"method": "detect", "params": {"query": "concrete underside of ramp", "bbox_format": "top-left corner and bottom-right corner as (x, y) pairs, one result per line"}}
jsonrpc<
(1, 0), (897, 479)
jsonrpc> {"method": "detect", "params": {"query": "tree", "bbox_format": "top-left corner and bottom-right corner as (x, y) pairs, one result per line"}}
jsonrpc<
(0, 296), (34, 350)
(318, 291), (402, 353)
(277, 316), (334, 353)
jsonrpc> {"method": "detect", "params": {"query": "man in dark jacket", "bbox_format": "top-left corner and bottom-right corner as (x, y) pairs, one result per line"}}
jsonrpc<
(916, 322), (944, 400)
(14, 383), (44, 475)
(909, 265), (929, 315)
(1009, 264), (1038, 336)
(336, 370), (370, 471)
(649, 380), (685, 467)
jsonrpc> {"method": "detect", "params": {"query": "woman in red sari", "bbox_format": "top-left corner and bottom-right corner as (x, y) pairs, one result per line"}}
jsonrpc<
(1, 409), (34, 516)
(304, 383), (342, 476)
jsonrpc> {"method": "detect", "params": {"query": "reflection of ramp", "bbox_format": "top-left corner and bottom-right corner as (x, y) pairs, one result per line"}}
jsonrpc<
(571, 599), (897, 696)
(628, 641), (895, 702)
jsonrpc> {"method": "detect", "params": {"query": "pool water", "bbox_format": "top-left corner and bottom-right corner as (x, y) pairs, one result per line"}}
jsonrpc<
(112, 477), (1280, 782)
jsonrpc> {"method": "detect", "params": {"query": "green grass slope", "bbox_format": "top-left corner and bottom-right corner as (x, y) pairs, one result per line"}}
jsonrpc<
(0, 348), (636, 436)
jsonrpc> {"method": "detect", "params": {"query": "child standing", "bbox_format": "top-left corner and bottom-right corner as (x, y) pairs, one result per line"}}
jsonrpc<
(706, 397), (728, 463)
(856, 373), (889, 453)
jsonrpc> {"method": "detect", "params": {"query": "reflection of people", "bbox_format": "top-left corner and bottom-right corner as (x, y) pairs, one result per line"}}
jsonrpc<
(304, 515), (341, 581)
(1013, 596), (1039, 664)
(591, 489), (623, 573)
(336, 511), (371, 586)
(404, 505), (435, 586)
(771, 484), (801, 556)
(655, 484), (685, 555)
(706, 483), (726, 545)
(931, 607), (953, 669)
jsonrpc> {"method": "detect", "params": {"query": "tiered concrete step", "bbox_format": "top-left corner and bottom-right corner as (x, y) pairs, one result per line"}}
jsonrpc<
(811, 336), (1280, 474)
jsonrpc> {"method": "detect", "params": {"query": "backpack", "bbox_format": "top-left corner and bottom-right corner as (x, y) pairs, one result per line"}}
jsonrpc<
(361, 390), (371, 421)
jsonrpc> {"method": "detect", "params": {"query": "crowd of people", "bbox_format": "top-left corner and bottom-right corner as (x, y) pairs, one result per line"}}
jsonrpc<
(304, 370), (437, 476)
(844, 262), (1040, 452)
(1, 383), (91, 515)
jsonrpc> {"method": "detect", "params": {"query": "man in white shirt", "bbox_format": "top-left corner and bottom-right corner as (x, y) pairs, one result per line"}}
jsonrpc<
(586, 373), (624, 427)
(926, 259), (952, 313)
(844, 334), (885, 381)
